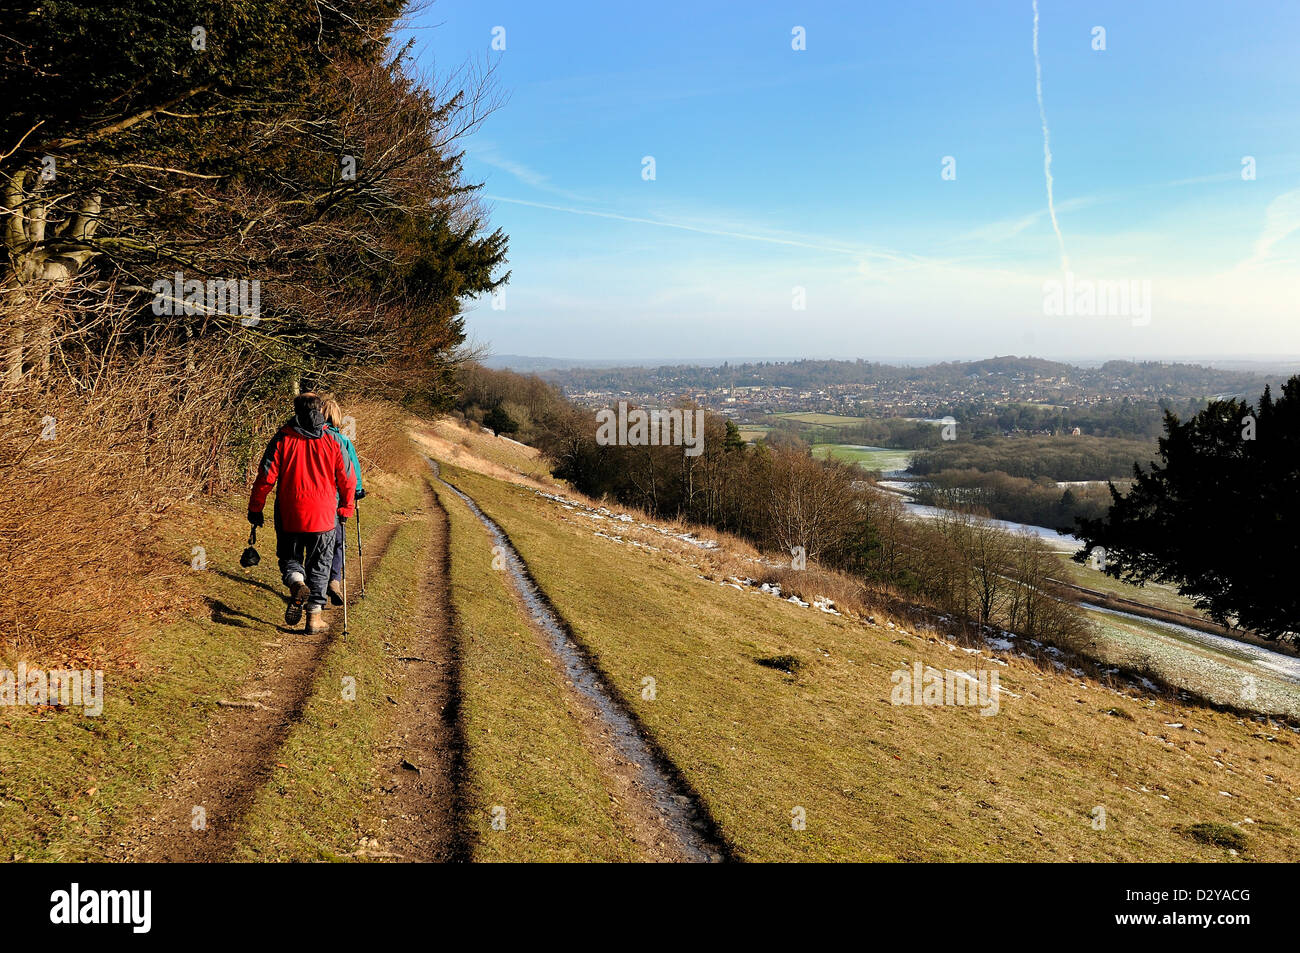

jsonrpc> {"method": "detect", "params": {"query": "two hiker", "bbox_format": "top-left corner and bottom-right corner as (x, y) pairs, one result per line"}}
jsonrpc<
(321, 396), (365, 606)
(247, 392), (360, 633)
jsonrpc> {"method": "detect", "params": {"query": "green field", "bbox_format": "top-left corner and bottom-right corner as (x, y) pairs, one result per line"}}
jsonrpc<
(1050, 553), (1200, 616)
(812, 444), (914, 472)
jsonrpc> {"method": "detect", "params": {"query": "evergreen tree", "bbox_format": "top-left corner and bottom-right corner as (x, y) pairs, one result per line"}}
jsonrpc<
(723, 420), (746, 452)
(0, 1), (507, 390)
(483, 404), (518, 438)
(1075, 378), (1300, 639)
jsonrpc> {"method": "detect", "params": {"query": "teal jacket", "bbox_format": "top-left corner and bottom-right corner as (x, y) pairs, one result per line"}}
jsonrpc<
(328, 425), (364, 499)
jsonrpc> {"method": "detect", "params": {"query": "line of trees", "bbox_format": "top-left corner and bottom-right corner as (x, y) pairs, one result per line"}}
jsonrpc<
(759, 415), (943, 451)
(909, 434), (1156, 482)
(455, 363), (567, 444)
(466, 365), (1091, 645)
(1, 3), (509, 649)
(907, 511), (1088, 642)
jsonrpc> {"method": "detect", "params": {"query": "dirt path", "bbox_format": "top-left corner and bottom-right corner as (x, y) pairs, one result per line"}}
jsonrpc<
(115, 521), (399, 862)
(369, 478), (467, 861)
(119, 455), (724, 863)
(428, 458), (728, 863)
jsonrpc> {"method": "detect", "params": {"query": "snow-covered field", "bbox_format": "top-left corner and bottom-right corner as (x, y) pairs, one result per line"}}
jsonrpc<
(1083, 603), (1300, 684)
(874, 481), (1082, 551)
(900, 500), (1082, 551)
(1082, 603), (1300, 720)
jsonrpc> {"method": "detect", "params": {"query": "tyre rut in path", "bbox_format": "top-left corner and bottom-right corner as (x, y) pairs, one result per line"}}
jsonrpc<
(117, 520), (400, 862)
(427, 457), (728, 863)
(370, 478), (468, 861)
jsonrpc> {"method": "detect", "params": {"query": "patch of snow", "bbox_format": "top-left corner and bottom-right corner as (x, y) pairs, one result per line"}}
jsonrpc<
(812, 596), (840, 615)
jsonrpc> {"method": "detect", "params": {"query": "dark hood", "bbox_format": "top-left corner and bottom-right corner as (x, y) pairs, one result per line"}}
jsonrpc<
(290, 406), (326, 438)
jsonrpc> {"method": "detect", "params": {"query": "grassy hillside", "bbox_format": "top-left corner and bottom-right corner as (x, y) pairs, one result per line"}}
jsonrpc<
(414, 417), (553, 483)
(4, 410), (1295, 864)
(437, 464), (1299, 861)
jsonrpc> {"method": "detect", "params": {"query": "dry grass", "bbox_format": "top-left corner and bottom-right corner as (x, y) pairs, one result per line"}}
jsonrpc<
(489, 468), (916, 631)
(343, 399), (420, 475)
(749, 566), (875, 618)
(0, 341), (251, 663)
(408, 416), (555, 487)
(0, 341), (428, 666)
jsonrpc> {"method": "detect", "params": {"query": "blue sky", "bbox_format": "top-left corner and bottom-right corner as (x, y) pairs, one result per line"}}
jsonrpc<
(406, 1), (1300, 362)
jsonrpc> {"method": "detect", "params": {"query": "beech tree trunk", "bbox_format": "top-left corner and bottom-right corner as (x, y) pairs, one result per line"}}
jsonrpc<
(1, 168), (101, 387)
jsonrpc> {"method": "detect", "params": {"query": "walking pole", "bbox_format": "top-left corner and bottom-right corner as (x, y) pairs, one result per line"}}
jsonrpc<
(341, 522), (349, 643)
(354, 499), (366, 599)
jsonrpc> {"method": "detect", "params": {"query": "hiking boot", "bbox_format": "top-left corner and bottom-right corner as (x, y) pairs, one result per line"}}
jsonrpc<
(327, 579), (344, 606)
(284, 580), (310, 625)
(305, 608), (327, 634)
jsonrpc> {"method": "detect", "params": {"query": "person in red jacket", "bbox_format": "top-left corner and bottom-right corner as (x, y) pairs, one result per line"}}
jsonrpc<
(248, 392), (356, 633)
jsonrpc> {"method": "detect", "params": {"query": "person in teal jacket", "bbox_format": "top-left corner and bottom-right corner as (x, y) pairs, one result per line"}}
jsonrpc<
(322, 396), (364, 605)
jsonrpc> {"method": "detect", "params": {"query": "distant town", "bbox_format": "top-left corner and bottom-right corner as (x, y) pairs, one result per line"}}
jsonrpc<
(520, 356), (1282, 424)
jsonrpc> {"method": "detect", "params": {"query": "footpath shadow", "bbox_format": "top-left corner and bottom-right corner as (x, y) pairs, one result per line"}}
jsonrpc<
(207, 566), (293, 630)
(210, 566), (285, 600)
(204, 597), (276, 630)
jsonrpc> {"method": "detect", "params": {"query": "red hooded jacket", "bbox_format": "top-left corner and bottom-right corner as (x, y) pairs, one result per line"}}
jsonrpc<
(248, 408), (356, 534)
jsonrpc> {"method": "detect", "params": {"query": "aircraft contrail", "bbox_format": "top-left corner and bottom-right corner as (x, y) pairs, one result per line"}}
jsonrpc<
(1033, 0), (1070, 274)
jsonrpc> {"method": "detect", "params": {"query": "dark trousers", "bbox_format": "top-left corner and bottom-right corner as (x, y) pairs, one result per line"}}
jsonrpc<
(329, 517), (346, 583)
(276, 527), (336, 610)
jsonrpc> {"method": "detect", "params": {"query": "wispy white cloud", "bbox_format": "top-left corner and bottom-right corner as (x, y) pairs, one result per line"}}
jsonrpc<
(1241, 188), (1300, 268)
(480, 153), (548, 188)
(518, 61), (871, 110)
(483, 194), (924, 264)
(475, 145), (592, 202)
(959, 196), (1098, 244)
